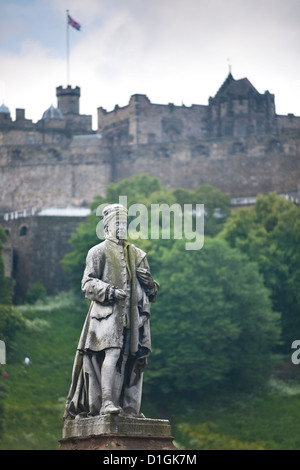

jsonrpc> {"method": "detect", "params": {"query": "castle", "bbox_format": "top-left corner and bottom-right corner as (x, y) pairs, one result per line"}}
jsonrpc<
(1, 72), (300, 298)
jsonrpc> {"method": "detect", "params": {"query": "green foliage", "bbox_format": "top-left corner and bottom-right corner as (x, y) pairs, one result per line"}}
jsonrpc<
(0, 304), (25, 428)
(174, 378), (300, 450)
(0, 227), (12, 305)
(1, 179), (299, 449)
(0, 227), (19, 431)
(99, 173), (162, 209)
(62, 174), (231, 289)
(0, 379), (7, 433)
(0, 292), (85, 449)
(0, 291), (299, 449)
(219, 193), (300, 351)
(61, 175), (281, 408)
(177, 422), (266, 450)
(26, 283), (47, 305)
(145, 237), (281, 403)
(0, 305), (25, 358)
(172, 184), (231, 236)
(61, 175), (161, 287)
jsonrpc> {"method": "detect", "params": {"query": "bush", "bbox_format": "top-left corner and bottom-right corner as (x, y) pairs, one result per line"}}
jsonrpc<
(26, 283), (47, 305)
(144, 237), (281, 406)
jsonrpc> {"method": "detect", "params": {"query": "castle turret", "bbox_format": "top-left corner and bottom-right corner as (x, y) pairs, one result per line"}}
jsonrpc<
(56, 85), (80, 115)
(55, 85), (93, 134)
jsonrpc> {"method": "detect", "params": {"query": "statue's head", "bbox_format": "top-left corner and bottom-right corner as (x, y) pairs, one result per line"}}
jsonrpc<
(102, 204), (128, 239)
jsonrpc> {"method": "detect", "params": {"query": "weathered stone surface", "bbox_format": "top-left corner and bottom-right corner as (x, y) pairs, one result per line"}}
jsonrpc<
(59, 434), (177, 450)
(1, 213), (86, 298)
(60, 415), (177, 450)
(63, 415), (172, 439)
(1, 74), (300, 214)
(1, 75), (300, 299)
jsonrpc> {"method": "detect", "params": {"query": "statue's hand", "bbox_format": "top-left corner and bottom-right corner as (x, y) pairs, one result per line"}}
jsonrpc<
(114, 288), (127, 300)
(136, 267), (154, 286)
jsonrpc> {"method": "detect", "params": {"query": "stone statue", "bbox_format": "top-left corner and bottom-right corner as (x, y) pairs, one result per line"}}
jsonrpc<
(63, 204), (159, 420)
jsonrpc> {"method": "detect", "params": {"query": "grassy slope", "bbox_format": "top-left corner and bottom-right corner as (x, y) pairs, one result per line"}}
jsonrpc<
(0, 292), (84, 450)
(1, 291), (300, 450)
(173, 381), (300, 450)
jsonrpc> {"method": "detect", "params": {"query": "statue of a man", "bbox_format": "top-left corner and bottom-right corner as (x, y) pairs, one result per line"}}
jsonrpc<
(63, 204), (159, 419)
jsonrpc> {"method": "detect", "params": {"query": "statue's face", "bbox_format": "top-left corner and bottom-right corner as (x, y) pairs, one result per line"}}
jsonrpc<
(116, 220), (127, 239)
(106, 214), (127, 239)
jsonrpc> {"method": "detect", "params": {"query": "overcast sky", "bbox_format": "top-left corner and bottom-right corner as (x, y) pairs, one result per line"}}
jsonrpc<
(0, 0), (299, 129)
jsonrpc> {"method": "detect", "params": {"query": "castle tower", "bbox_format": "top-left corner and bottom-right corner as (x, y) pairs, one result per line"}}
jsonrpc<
(55, 85), (92, 134)
(56, 85), (80, 115)
(208, 73), (277, 138)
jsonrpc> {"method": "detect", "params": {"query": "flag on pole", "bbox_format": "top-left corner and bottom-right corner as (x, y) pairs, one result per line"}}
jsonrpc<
(68, 14), (81, 31)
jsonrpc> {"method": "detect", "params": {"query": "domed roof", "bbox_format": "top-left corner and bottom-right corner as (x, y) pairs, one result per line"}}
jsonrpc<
(42, 104), (64, 120)
(0, 103), (10, 114)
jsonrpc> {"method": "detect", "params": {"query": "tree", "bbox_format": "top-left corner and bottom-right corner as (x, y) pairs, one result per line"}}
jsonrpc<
(172, 185), (231, 236)
(0, 379), (6, 434)
(26, 283), (47, 304)
(0, 226), (25, 356)
(61, 175), (165, 289)
(219, 193), (300, 351)
(0, 228), (12, 305)
(0, 305), (24, 356)
(144, 237), (281, 405)
(0, 228), (25, 432)
(62, 174), (231, 288)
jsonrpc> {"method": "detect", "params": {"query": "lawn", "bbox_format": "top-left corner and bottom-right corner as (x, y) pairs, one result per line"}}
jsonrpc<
(1, 291), (300, 450)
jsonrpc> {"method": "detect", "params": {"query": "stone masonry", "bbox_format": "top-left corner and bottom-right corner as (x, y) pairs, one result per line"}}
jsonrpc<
(0, 73), (299, 296)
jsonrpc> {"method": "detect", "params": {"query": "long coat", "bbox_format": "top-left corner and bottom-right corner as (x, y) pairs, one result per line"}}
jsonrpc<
(63, 237), (158, 419)
(78, 237), (156, 355)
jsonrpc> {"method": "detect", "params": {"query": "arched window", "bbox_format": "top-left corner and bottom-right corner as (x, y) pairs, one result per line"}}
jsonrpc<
(19, 225), (28, 237)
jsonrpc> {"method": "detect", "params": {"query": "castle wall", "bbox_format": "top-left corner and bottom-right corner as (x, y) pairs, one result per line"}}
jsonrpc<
(277, 114), (300, 133)
(0, 135), (111, 212)
(2, 214), (88, 299)
(98, 94), (208, 146)
(108, 134), (300, 197)
(1, 77), (300, 298)
(1, 131), (299, 214)
(98, 98), (137, 145)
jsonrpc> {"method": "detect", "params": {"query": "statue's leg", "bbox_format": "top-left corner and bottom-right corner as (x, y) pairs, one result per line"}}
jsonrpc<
(112, 353), (126, 405)
(122, 356), (145, 417)
(100, 347), (121, 415)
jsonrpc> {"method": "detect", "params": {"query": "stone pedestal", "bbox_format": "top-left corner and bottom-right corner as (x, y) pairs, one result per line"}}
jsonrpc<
(59, 415), (177, 450)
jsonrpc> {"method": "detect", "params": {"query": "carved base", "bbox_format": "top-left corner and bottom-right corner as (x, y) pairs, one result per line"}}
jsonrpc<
(59, 434), (176, 450)
(59, 415), (177, 450)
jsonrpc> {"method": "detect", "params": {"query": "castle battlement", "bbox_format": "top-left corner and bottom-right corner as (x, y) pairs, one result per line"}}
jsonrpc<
(1, 72), (300, 299)
(0, 73), (300, 214)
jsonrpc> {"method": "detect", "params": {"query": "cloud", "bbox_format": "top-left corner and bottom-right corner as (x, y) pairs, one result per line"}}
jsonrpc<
(0, 0), (300, 127)
(0, 40), (64, 121)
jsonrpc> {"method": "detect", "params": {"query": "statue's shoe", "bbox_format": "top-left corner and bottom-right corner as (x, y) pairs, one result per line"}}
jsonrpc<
(101, 401), (121, 415)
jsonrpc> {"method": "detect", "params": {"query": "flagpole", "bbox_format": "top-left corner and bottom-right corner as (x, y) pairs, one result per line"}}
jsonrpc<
(66, 10), (70, 85)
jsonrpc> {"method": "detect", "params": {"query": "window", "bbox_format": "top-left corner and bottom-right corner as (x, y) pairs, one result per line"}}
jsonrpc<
(238, 121), (246, 137)
(19, 225), (28, 236)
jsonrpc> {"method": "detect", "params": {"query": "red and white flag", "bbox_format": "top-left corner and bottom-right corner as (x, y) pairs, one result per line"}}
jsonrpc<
(68, 14), (81, 31)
